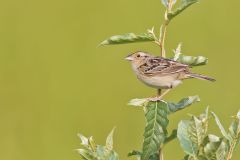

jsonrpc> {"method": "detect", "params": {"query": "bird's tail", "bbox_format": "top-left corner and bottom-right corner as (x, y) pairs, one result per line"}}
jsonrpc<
(188, 73), (216, 82)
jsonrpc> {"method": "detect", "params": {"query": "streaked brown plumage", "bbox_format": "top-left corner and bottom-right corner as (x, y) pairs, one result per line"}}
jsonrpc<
(125, 51), (215, 90)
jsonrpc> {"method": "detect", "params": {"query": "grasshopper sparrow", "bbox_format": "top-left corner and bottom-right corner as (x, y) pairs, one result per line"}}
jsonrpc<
(125, 51), (215, 99)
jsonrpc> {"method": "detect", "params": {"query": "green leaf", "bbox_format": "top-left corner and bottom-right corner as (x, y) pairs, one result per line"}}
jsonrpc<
(107, 151), (119, 160)
(216, 141), (228, 160)
(226, 111), (240, 159)
(203, 135), (221, 158)
(184, 155), (201, 160)
(178, 120), (198, 156)
(228, 111), (240, 140)
(201, 134), (219, 147)
(89, 136), (97, 152)
(172, 0), (177, 5)
(183, 155), (190, 160)
(182, 155), (196, 160)
(202, 135), (228, 160)
(173, 43), (182, 61)
(149, 153), (159, 160)
(141, 101), (169, 160)
(178, 109), (208, 157)
(199, 107), (209, 124)
(211, 112), (231, 141)
(128, 150), (142, 157)
(197, 155), (208, 160)
(96, 146), (119, 160)
(106, 128), (115, 150)
(77, 149), (95, 160)
(128, 98), (149, 107)
(175, 55), (208, 66)
(78, 134), (89, 146)
(167, 0), (199, 21)
(164, 129), (177, 144)
(77, 131), (119, 160)
(161, 0), (169, 7)
(191, 116), (208, 147)
(99, 33), (154, 46)
(173, 44), (208, 66)
(96, 145), (105, 158)
(161, 0), (177, 8)
(211, 111), (240, 160)
(167, 95), (200, 113)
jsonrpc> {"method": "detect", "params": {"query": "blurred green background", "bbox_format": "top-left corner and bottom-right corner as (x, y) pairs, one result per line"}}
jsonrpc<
(0, 0), (239, 159)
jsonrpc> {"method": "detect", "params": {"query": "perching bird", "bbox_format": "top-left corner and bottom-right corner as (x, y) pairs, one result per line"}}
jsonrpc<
(125, 51), (215, 99)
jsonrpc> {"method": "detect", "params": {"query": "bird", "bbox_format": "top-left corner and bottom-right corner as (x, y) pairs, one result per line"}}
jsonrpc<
(125, 51), (215, 100)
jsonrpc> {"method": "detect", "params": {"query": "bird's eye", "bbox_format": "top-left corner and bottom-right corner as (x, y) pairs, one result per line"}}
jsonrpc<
(137, 55), (140, 57)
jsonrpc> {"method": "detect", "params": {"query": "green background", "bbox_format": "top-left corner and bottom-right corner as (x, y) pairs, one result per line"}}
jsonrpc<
(0, 0), (239, 159)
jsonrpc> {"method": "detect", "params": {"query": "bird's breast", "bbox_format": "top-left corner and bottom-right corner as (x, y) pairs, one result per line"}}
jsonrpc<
(136, 73), (182, 89)
(131, 63), (182, 89)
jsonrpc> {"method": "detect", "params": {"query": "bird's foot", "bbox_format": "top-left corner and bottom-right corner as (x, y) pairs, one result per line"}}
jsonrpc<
(147, 96), (162, 102)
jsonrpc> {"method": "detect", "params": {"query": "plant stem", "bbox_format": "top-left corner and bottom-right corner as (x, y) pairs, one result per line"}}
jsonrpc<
(227, 122), (240, 160)
(159, 10), (169, 58)
(157, 12), (169, 97)
(226, 136), (239, 160)
(159, 148), (164, 160)
(157, 2), (174, 159)
(159, 22), (168, 58)
(226, 143), (235, 160)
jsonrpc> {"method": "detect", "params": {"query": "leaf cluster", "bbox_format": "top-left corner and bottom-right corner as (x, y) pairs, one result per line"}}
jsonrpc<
(178, 109), (240, 160)
(128, 96), (200, 160)
(99, 0), (199, 46)
(77, 129), (119, 160)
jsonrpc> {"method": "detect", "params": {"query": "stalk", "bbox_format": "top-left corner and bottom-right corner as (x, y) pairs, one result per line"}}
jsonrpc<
(159, 12), (169, 58)
(158, 1), (174, 159)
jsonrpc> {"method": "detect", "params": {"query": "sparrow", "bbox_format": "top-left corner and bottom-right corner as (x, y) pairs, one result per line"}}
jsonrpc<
(125, 51), (215, 99)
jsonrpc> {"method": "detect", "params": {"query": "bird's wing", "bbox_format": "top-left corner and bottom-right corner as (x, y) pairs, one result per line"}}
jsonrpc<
(139, 57), (189, 76)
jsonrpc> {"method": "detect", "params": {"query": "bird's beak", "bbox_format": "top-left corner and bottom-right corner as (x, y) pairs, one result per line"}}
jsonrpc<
(125, 56), (134, 61)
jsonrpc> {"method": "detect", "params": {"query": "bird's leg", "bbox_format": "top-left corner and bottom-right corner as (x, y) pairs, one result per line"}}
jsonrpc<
(148, 89), (171, 101)
(157, 89), (162, 96)
(158, 89), (171, 100)
(148, 89), (170, 101)
(148, 89), (162, 101)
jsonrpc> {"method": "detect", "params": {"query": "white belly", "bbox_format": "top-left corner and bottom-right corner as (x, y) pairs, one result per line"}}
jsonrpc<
(136, 74), (182, 89)
(131, 63), (183, 89)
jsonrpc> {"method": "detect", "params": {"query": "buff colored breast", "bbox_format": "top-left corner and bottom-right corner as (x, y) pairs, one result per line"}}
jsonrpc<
(136, 73), (182, 89)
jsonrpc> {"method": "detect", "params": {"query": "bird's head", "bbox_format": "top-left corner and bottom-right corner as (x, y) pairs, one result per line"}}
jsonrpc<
(125, 51), (150, 65)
